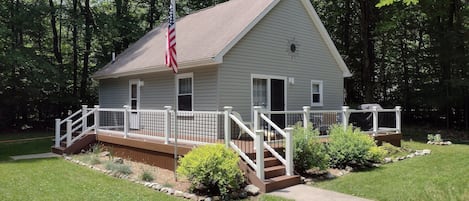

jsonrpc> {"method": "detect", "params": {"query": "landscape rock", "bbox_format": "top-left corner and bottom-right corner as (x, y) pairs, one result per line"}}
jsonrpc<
(174, 190), (184, 197)
(239, 191), (248, 199)
(113, 157), (124, 164)
(204, 197), (212, 201)
(152, 184), (162, 191)
(406, 153), (415, 159)
(167, 188), (175, 195)
(244, 184), (260, 196)
(99, 151), (110, 157)
(422, 149), (431, 155)
(384, 157), (393, 163)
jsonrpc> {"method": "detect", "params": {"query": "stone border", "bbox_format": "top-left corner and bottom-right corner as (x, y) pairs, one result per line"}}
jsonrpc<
(383, 149), (431, 163)
(64, 156), (257, 201)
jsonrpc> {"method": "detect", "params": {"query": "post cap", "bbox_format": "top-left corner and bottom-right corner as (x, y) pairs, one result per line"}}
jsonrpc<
(94, 105), (100, 108)
(303, 106), (311, 110)
(82, 105), (88, 108)
(223, 106), (233, 110)
(164, 106), (172, 110)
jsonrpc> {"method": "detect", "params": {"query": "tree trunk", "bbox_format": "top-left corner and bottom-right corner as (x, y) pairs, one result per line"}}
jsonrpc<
(72, 0), (79, 97)
(49, 0), (63, 65)
(359, 0), (375, 103)
(80, 0), (93, 103)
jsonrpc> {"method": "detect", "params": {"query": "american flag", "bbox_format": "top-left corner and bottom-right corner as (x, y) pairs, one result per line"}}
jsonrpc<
(165, 0), (177, 73)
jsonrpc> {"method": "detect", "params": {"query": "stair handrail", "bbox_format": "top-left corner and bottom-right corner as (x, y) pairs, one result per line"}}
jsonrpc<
(55, 109), (83, 147)
(224, 107), (259, 178)
(66, 108), (97, 147)
(258, 113), (294, 176)
(59, 109), (82, 125)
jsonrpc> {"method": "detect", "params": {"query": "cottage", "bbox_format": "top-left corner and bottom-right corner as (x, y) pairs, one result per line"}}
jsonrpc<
(54, 0), (402, 193)
(93, 0), (351, 122)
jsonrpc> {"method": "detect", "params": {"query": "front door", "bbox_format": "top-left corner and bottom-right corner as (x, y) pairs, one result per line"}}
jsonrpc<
(270, 79), (285, 128)
(252, 76), (286, 128)
(129, 80), (140, 129)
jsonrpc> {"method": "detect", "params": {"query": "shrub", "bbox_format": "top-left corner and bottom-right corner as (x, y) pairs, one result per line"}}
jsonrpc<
(326, 124), (384, 168)
(83, 154), (101, 165)
(366, 146), (387, 163)
(292, 123), (329, 174)
(105, 162), (132, 175)
(140, 170), (154, 182)
(177, 144), (244, 197)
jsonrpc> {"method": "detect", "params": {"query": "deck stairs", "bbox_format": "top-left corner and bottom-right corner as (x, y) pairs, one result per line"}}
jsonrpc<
(51, 131), (96, 155)
(240, 149), (301, 193)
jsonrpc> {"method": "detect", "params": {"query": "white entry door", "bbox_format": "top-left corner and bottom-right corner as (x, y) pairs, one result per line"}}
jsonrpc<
(129, 80), (140, 129)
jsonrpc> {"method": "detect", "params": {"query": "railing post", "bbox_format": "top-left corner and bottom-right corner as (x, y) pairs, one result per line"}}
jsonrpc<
(372, 106), (378, 136)
(123, 105), (129, 138)
(66, 120), (72, 147)
(303, 106), (310, 129)
(253, 106), (262, 131)
(55, 119), (61, 147)
(82, 105), (88, 133)
(164, 106), (172, 144)
(224, 106), (233, 148)
(255, 130), (264, 180)
(285, 127), (294, 176)
(342, 106), (350, 131)
(94, 105), (100, 134)
(395, 106), (402, 133)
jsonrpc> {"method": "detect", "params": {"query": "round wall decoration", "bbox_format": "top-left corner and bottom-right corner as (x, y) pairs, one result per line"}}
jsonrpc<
(286, 37), (299, 59)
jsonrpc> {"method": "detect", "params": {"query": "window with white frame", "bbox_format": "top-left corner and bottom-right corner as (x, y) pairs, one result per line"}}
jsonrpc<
(177, 73), (193, 111)
(311, 80), (323, 106)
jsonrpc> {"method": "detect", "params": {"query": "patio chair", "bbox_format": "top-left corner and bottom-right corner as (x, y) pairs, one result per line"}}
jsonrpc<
(231, 111), (253, 139)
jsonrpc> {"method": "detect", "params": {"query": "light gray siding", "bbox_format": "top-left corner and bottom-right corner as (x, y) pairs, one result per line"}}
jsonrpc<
(99, 65), (219, 110)
(219, 0), (344, 120)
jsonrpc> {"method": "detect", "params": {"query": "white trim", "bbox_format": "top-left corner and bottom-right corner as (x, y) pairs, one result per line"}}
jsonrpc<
(129, 79), (141, 110)
(311, 80), (323, 107)
(175, 72), (194, 111)
(300, 0), (352, 77)
(250, 74), (288, 121)
(213, 0), (281, 63)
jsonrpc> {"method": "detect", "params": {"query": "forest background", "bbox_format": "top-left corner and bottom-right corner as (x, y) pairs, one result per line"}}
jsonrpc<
(0, 0), (467, 131)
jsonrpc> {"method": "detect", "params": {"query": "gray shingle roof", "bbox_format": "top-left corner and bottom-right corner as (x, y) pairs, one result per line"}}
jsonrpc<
(93, 0), (275, 79)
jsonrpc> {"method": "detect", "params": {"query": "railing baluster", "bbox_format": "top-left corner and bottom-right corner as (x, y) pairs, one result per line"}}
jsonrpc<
(66, 120), (72, 147)
(82, 105), (88, 133)
(395, 106), (401, 133)
(285, 127), (293, 176)
(255, 130), (264, 180)
(224, 106), (233, 148)
(372, 106), (378, 136)
(55, 119), (61, 147)
(303, 106), (310, 129)
(123, 105), (129, 138)
(94, 105), (100, 134)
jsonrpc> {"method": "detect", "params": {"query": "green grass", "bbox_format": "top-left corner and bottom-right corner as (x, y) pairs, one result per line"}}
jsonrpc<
(0, 138), (52, 161)
(0, 131), (53, 141)
(0, 158), (184, 201)
(257, 194), (295, 201)
(314, 141), (469, 201)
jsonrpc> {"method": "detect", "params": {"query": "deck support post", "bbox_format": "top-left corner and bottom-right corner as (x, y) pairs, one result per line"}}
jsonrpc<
(395, 106), (402, 133)
(82, 105), (88, 133)
(94, 105), (100, 134)
(285, 127), (294, 176)
(253, 106), (262, 131)
(224, 106), (233, 148)
(255, 130), (264, 180)
(164, 106), (172, 144)
(123, 105), (129, 138)
(372, 106), (378, 136)
(303, 106), (310, 129)
(66, 120), (72, 147)
(55, 119), (61, 147)
(341, 106), (350, 131)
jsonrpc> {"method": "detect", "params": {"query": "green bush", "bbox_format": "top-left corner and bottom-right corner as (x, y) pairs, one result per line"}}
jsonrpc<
(177, 144), (244, 197)
(140, 170), (154, 182)
(327, 124), (385, 168)
(292, 123), (329, 173)
(105, 162), (132, 175)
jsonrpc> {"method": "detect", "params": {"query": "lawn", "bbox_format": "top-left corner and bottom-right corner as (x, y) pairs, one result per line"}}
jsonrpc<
(314, 141), (469, 201)
(0, 132), (291, 201)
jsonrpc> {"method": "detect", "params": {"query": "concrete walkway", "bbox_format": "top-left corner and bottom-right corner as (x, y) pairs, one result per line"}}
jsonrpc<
(10, 152), (60, 161)
(268, 184), (373, 201)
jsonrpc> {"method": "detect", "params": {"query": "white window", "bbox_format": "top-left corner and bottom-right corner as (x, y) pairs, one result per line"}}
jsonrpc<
(176, 73), (193, 111)
(311, 80), (323, 107)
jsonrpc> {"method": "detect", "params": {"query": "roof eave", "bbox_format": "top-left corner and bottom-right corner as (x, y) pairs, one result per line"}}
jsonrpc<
(92, 58), (221, 80)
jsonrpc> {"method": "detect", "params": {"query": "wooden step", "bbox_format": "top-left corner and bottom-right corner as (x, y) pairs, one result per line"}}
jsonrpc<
(264, 157), (281, 167)
(265, 175), (301, 193)
(264, 165), (285, 179)
(247, 150), (273, 160)
(51, 146), (65, 155)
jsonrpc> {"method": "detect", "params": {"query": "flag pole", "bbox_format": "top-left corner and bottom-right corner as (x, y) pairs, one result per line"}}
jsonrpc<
(170, 0), (178, 182)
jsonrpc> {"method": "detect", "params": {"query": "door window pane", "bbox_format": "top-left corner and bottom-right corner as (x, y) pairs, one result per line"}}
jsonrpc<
(131, 84), (137, 98)
(253, 78), (267, 107)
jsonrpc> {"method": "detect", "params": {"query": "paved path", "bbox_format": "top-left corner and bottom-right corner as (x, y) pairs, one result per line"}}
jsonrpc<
(268, 184), (373, 201)
(10, 152), (61, 161)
